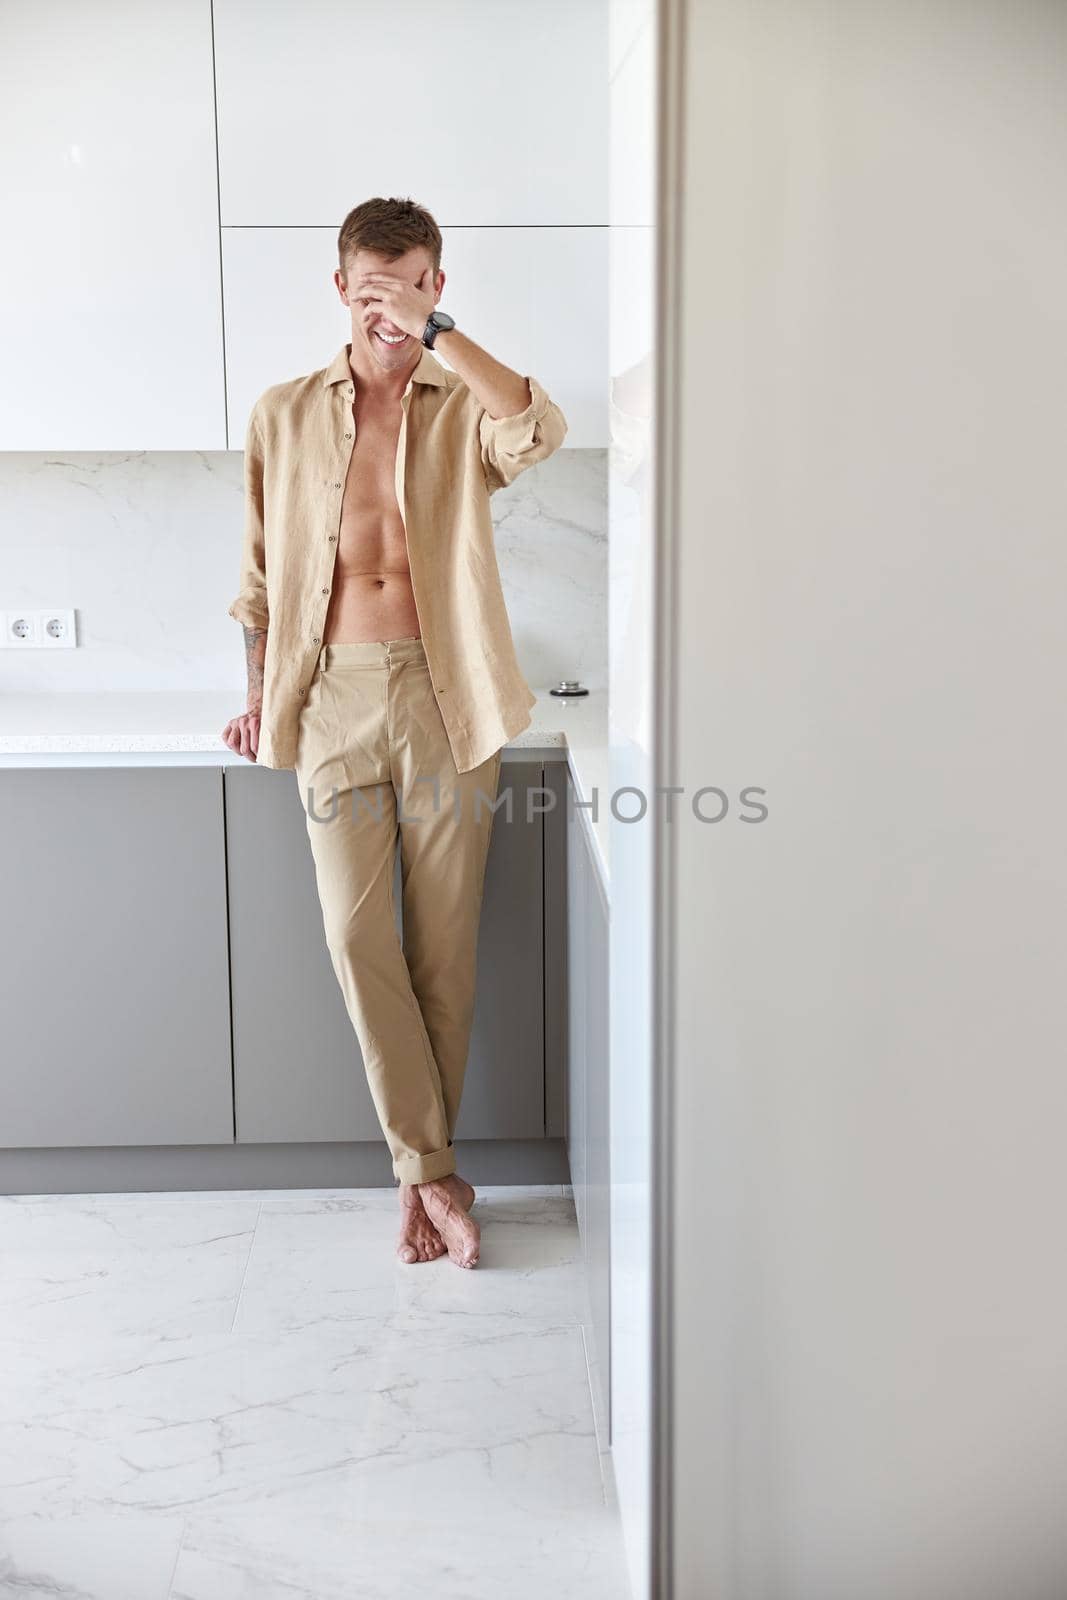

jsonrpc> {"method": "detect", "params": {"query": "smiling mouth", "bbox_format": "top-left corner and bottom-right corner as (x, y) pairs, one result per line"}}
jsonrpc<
(374, 330), (408, 346)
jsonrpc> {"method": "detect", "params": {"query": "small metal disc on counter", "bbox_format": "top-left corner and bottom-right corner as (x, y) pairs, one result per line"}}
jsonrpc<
(549, 679), (590, 698)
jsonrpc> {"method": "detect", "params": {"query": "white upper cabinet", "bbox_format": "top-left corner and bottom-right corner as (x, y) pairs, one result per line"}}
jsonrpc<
(215, 0), (608, 443)
(2, 0), (605, 450)
(223, 224), (607, 447)
(0, 0), (226, 450)
(212, 0), (608, 227)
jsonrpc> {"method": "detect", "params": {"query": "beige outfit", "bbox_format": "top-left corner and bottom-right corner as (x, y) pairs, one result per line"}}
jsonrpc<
(228, 341), (568, 774)
(229, 341), (565, 1182)
(294, 633), (503, 1184)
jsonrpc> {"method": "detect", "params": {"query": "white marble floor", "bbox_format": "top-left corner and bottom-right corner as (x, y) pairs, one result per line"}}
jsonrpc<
(0, 1183), (631, 1599)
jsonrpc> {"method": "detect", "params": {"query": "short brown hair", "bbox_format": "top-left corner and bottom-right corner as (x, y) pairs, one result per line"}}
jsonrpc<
(337, 196), (443, 280)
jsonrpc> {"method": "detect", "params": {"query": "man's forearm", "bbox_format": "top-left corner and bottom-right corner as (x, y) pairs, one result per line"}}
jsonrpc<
(432, 327), (532, 421)
(243, 624), (267, 712)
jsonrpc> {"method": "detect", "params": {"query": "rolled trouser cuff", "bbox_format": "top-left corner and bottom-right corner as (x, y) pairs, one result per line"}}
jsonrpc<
(394, 1142), (457, 1185)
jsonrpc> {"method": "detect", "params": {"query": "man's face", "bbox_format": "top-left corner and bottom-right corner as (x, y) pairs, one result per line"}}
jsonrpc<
(343, 246), (442, 372)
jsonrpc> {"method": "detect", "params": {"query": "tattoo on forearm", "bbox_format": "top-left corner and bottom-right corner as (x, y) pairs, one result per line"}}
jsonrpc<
(243, 625), (267, 710)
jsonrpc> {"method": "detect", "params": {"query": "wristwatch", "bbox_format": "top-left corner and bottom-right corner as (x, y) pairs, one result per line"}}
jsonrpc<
(422, 309), (456, 349)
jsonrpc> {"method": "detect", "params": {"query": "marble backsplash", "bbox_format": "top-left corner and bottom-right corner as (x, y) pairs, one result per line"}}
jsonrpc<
(0, 448), (606, 698)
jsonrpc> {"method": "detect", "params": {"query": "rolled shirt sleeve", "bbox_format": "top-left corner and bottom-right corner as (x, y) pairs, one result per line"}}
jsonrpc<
(478, 375), (568, 494)
(227, 402), (270, 630)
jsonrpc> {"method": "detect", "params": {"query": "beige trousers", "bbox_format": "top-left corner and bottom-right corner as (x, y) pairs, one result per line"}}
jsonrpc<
(294, 634), (503, 1184)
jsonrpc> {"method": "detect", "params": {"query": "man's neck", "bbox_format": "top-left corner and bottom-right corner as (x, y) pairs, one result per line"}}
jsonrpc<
(347, 340), (420, 402)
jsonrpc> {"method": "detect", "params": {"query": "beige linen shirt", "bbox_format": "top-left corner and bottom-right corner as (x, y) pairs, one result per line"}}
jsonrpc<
(228, 341), (568, 774)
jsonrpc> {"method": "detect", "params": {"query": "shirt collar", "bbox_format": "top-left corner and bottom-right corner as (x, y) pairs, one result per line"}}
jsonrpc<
(323, 341), (450, 394)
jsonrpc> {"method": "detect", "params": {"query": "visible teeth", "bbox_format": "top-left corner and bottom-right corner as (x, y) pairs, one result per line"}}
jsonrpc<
(376, 332), (406, 344)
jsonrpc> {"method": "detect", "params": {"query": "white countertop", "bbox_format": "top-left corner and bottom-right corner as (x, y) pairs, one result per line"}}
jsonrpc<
(0, 687), (609, 891)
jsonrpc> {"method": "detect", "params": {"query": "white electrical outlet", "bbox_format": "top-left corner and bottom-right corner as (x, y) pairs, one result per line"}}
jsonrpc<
(0, 609), (78, 648)
(39, 608), (77, 648)
(3, 610), (40, 647)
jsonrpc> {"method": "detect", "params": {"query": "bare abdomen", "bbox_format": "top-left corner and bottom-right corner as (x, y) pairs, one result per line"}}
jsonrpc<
(322, 569), (422, 645)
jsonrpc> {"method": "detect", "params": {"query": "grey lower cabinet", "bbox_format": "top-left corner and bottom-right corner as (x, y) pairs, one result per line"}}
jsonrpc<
(0, 754), (561, 1180)
(0, 767), (233, 1147)
(565, 767), (611, 1444)
(224, 759), (546, 1144)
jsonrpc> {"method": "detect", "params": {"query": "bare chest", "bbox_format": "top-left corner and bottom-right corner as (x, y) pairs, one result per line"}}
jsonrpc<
(339, 398), (404, 531)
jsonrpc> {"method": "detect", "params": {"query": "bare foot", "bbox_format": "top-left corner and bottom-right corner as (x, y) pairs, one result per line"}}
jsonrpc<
(396, 1183), (447, 1265)
(452, 1173), (476, 1211)
(418, 1174), (481, 1268)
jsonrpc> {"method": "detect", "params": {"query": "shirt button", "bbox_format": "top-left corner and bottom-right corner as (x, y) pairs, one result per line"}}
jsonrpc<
(333, 481), (341, 489)
(311, 636), (319, 644)
(328, 535), (336, 542)
(298, 688), (305, 696)
(344, 432), (352, 440)
(321, 587), (329, 595)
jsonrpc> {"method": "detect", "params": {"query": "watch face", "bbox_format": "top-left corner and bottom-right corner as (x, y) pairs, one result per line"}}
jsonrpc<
(432, 311), (455, 331)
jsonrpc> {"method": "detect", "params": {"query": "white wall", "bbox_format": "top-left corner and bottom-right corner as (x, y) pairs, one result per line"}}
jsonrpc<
(0, 450), (606, 697)
(608, 0), (657, 1595)
(663, 2), (1067, 1595)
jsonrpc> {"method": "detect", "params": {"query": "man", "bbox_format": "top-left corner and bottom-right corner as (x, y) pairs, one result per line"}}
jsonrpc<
(221, 196), (567, 1270)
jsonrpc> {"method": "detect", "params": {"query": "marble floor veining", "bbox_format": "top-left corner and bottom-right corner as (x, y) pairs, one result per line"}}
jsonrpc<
(0, 1184), (631, 1600)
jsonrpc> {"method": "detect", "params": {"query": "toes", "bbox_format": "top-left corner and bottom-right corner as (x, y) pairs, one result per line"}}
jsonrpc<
(398, 1244), (417, 1263)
